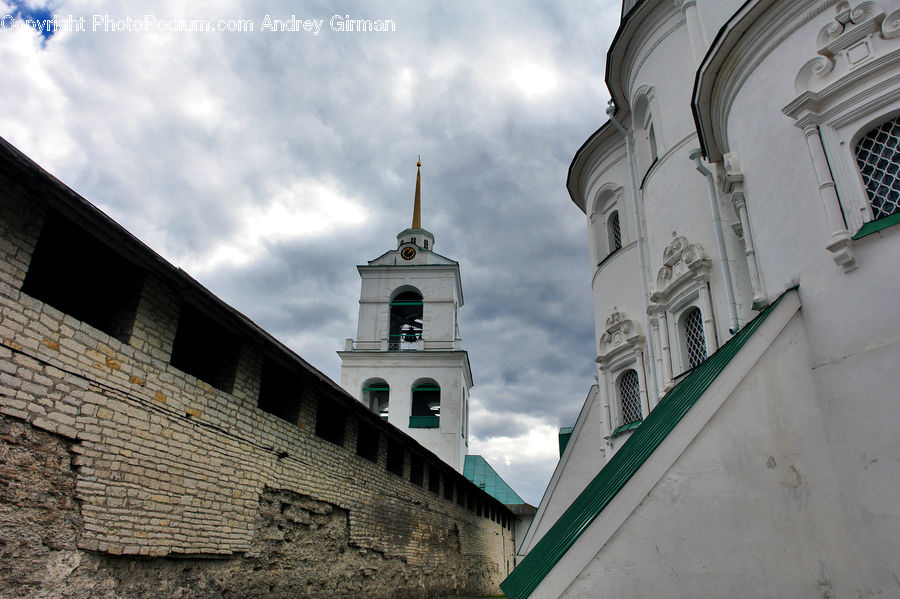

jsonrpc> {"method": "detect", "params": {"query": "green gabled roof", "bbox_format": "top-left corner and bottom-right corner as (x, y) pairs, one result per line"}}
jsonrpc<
(464, 455), (526, 505)
(500, 292), (788, 599)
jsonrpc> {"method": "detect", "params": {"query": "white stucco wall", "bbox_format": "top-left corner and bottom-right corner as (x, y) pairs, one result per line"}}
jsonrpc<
(716, 4), (900, 589)
(554, 311), (866, 598)
(518, 387), (605, 557)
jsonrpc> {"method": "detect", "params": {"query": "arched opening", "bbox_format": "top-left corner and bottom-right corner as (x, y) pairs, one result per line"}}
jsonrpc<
(410, 379), (440, 428)
(855, 115), (900, 220)
(607, 211), (622, 253)
(590, 188), (619, 264)
(681, 307), (707, 370)
(362, 378), (389, 420)
(389, 290), (423, 350)
(632, 92), (659, 174)
(617, 369), (642, 426)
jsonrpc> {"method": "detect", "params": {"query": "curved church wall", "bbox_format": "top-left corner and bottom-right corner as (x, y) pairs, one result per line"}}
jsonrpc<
(705, 3), (900, 589)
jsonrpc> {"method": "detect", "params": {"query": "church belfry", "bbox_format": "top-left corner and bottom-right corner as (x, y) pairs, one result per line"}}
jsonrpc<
(338, 160), (472, 472)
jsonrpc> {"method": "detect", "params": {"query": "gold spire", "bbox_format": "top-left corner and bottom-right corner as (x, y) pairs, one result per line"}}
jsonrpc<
(412, 156), (422, 229)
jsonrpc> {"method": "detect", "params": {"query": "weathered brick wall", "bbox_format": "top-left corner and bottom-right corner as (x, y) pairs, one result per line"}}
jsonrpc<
(0, 160), (515, 598)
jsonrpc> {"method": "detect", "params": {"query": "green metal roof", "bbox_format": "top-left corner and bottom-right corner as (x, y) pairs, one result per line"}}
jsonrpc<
(463, 455), (526, 505)
(852, 211), (900, 240)
(558, 427), (574, 457)
(500, 292), (787, 599)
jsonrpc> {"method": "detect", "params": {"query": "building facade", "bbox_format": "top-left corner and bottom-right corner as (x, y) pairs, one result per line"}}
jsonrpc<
(505, 1), (900, 597)
(339, 161), (472, 472)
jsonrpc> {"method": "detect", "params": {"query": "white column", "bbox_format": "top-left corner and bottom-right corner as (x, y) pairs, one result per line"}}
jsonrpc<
(802, 124), (856, 271)
(649, 317), (664, 408)
(732, 191), (766, 307)
(657, 310), (673, 389)
(676, 0), (708, 64)
(638, 352), (651, 419)
(698, 281), (719, 353)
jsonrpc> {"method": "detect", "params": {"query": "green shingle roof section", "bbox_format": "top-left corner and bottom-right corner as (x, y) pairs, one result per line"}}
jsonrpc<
(463, 455), (525, 505)
(558, 427), (574, 457)
(500, 293), (787, 599)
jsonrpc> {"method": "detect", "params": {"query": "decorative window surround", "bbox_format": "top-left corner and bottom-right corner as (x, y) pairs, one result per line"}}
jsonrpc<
(649, 234), (718, 388)
(596, 308), (649, 435)
(589, 186), (625, 266)
(783, 0), (900, 271)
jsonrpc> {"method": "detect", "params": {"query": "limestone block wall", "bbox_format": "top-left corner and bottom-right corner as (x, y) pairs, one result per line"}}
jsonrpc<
(0, 147), (515, 599)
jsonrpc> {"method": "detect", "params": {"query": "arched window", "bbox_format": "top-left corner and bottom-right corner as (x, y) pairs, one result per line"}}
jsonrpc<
(618, 369), (642, 425)
(607, 211), (622, 253)
(410, 379), (440, 428)
(632, 91), (660, 174)
(389, 290), (423, 350)
(682, 307), (707, 369)
(362, 378), (389, 420)
(855, 116), (900, 220)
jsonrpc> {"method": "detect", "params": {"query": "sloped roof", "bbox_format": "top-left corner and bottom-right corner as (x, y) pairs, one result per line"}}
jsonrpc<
(463, 455), (525, 505)
(500, 292), (788, 599)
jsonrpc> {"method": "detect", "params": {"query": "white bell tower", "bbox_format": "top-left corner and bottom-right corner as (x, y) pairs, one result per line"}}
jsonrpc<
(338, 159), (472, 472)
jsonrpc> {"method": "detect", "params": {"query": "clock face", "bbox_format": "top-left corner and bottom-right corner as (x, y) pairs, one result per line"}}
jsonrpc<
(401, 246), (416, 260)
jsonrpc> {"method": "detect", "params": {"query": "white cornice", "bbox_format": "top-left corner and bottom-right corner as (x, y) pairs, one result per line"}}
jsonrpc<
(695, 0), (839, 161)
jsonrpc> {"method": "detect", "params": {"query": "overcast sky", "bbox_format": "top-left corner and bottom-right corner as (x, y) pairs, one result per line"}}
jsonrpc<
(1, 0), (620, 504)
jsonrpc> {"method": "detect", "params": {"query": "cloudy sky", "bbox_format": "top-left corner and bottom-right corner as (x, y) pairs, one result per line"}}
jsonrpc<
(1, 0), (620, 504)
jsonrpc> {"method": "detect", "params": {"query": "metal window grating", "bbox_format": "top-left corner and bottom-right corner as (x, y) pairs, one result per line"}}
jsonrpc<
(609, 211), (622, 252)
(619, 369), (642, 425)
(855, 116), (900, 220)
(684, 307), (707, 369)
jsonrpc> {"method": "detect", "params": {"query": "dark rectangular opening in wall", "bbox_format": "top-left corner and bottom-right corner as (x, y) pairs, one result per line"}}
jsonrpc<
(410, 454), (424, 486)
(475, 500), (482, 517)
(428, 465), (440, 494)
(315, 397), (346, 446)
(170, 303), (240, 393)
(257, 358), (302, 423)
(467, 491), (475, 511)
(22, 210), (144, 343)
(386, 439), (404, 476)
(356, 421), (379, 462)
(456, 484), (466, 507)
(443, 472), (454, 501)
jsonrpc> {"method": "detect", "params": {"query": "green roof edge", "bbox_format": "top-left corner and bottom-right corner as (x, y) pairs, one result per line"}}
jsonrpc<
(851, 211), (900, 240)
(500, 291), (788, 599)
(558, 427), (574, 457)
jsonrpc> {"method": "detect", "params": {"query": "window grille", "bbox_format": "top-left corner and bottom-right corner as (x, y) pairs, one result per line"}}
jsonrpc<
(618, 369), (642, 425)
(683, 307), (707, 369)
(608, 211), (622, 252)
(855, 116), (900, 220)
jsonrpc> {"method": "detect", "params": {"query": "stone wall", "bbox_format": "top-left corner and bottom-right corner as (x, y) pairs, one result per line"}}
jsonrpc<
(0, 141), (515, 598)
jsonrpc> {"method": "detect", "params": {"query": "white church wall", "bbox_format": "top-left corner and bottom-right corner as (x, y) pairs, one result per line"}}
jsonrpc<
(711, 6), (900, 588)
(617, 0), (757, 380)
(547, 309), (865, 598)
(695, 0), (746, 47)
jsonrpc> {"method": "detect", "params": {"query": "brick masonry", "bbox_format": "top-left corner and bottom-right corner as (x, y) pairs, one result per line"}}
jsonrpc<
(0, 141), (515, 598)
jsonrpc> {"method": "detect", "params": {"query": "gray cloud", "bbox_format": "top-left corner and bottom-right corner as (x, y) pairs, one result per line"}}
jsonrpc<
(0, 0), (618, 504)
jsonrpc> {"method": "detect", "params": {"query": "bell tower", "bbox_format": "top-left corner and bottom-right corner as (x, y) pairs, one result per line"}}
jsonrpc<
(338, 159), (472, 472)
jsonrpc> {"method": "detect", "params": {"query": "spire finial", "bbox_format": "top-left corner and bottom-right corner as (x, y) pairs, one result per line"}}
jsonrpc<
(412, 157), (422, 229)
